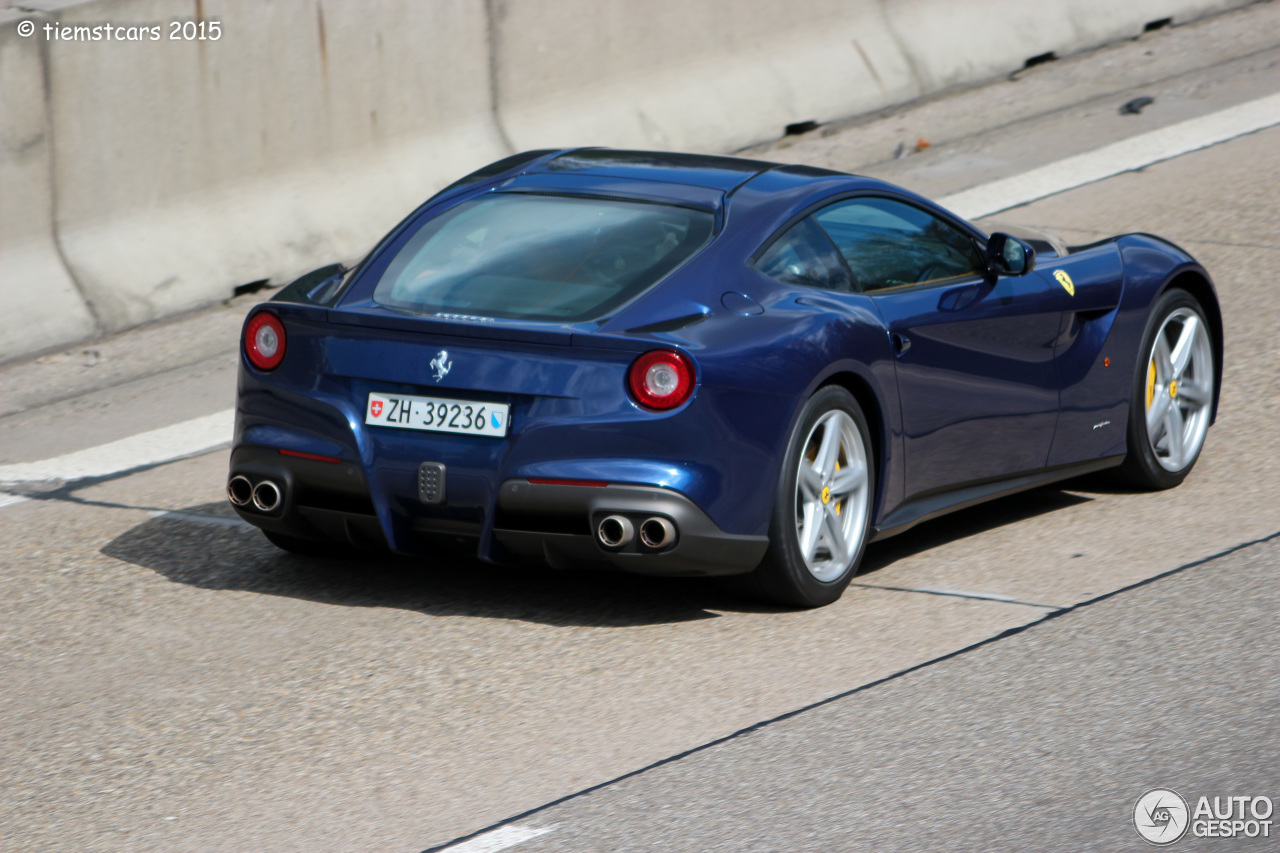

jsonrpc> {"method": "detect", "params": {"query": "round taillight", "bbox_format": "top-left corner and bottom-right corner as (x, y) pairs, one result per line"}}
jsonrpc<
(244, 311), (286, 371)
(628, 350), (695, 410)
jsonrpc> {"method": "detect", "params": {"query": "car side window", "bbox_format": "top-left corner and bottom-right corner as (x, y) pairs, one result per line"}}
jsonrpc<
(813, 197), (986, 292)
(753, 217), (853, 292)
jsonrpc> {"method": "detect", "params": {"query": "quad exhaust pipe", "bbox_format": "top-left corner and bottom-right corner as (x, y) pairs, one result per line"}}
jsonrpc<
(596, 515), (634, 549)
(228, 474), (283, 512)
(639, 517), (676, 550)
(227, 475), (253, 507)
(596, 514), (678, 551)
(252, 479), (282, 512)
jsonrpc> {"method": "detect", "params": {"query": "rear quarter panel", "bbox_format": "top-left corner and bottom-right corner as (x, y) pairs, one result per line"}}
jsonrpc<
(660, 271), (903, 531)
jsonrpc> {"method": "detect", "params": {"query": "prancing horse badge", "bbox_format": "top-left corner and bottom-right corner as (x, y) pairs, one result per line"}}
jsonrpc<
(430, 350), (452, 382)
(1053, 269), (1075, 296)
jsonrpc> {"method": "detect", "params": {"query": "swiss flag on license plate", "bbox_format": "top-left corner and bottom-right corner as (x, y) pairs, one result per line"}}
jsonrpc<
(370, 400), (383, 417)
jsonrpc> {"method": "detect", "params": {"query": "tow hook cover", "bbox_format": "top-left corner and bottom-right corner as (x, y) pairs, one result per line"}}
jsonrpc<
(418, 462), (446, 505)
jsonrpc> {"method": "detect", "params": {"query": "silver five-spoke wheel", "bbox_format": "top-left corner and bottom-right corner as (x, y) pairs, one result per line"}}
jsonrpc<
(743, 386), (875, 607)
(794, 409), (870, 582)
(1143, 306), (1213, 472)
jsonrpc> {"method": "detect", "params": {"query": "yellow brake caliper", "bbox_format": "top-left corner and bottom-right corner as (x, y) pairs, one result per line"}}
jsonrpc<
(1146, 358), (1156, 411)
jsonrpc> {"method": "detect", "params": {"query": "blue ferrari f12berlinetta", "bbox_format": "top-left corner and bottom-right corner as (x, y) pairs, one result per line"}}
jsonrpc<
(228, 149), (1221, 607)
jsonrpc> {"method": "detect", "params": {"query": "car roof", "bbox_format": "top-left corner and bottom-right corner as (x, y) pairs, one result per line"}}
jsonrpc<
(500, 148), (868, 219)
(527, 148), (792, 193)
(474, 149), (942, 236)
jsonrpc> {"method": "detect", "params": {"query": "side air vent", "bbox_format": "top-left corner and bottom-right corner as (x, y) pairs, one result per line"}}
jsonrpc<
(626, 313), (710, 334)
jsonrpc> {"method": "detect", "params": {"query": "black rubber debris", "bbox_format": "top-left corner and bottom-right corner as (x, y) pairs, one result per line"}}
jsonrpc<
(784, 120), (820, 136)
(1009, 51), (1057, 80)
(1119, 96), (1155, 115)
(233, 279), (271, 297)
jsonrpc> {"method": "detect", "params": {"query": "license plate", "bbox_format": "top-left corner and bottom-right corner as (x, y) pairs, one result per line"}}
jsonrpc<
(365, 392), (509, 437)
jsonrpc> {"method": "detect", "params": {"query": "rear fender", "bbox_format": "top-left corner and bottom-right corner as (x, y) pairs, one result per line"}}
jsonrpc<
(674, 286), (903, 529)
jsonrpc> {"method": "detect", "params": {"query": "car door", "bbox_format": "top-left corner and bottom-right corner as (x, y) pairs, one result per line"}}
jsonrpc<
(813, 196), (1065, 499)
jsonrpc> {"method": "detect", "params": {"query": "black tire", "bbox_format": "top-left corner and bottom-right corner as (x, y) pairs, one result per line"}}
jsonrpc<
(1117, 288), (1215, 490)
(263, 529), (346, 557)
(737, 386), (876, 608)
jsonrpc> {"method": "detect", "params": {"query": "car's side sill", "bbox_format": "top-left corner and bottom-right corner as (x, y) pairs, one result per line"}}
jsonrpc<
(870, 455), (1125, 542)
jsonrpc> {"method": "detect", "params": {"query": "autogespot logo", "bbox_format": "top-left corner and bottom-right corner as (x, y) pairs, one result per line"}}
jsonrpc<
(1134, 789), (1190, 845)
(1133, 789), (1276, 844)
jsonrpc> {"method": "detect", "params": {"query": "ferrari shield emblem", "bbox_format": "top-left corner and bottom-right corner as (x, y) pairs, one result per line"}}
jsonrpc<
(370, 400), (383, 417)
(1053, 269), (1075, 296)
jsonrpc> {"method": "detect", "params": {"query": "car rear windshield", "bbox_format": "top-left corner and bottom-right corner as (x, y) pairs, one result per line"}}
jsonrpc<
(373, 193), (714, 322)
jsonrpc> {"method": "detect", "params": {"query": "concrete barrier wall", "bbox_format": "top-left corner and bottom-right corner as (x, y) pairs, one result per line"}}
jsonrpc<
(0, 10), (97, 363)
(882, 0), (1249, 92)
(496, 0), (1253, 152)
(493, 0), (919, 154)
(0, 0), (1256, 362)
(45, 0), (508, 334)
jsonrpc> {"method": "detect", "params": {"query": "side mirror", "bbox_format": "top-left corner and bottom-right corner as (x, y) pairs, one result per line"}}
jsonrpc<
(986, 233), (1036, 277)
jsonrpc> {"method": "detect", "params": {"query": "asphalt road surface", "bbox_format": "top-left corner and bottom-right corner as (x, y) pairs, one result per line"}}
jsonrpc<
(463, 534), (1280, 853)
(2, 5), (1278, 852)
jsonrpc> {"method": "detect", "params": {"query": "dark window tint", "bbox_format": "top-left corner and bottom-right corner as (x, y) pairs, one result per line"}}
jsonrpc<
(813, 197), (985, 292)
(373, 194), (714, 322)
(753, 217), (853, 292)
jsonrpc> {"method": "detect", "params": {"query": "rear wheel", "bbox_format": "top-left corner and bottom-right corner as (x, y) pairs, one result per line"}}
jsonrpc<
(740, 386), (875, 608)
(1118, 289), (1215, 490)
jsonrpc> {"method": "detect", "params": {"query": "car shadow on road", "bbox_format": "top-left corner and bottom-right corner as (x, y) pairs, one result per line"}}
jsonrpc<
(100, 502), (755, 628)
(858, 486), (1094, 574)
(103, 486), (1096, 626)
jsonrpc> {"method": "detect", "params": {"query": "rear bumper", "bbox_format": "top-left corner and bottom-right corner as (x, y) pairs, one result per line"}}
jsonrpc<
(492, 479), (769, 577)
(228, 446), (768, 577)
(228, 445), (387, 547)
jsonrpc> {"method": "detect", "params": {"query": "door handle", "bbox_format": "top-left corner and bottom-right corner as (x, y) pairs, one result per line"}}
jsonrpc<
(891, 332), (912, 356)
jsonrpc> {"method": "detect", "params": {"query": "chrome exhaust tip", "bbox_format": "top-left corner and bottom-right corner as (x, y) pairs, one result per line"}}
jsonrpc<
(597, 514), (634, 549)
(639, 517), (676, 550)
(251, 479), (282, 512)
(227, 475), (253, 507)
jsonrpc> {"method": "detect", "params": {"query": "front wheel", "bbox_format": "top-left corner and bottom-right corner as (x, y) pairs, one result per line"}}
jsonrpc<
(1118, 289), (1216, 490)
(740, 386), (875, 608)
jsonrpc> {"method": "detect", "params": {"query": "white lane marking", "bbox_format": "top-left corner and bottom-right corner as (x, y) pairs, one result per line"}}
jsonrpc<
(438, 824), (556, 853)
(0, 409), (234, 485)
(6, 96), (1279, 487)
(0, 492), (29, 509)
(939, 92), (1280, 219)
(148, 509), (253, 529)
